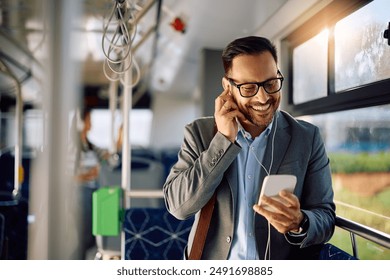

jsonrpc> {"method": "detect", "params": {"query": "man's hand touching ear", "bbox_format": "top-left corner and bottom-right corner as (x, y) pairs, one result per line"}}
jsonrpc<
(214, 78), (245, 142)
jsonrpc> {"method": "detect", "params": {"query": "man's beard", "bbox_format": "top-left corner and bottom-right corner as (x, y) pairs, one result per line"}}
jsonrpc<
(245, 108), (275, 129)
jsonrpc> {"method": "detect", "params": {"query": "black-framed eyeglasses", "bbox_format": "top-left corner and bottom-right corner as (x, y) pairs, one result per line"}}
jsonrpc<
(226, 70), (284, 98)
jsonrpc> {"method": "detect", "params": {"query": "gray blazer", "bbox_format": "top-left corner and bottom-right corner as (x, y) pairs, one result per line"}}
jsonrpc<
(163, 110), (335, 259)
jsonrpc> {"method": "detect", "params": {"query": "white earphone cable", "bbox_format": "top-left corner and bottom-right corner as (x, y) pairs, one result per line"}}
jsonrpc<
(239, 112), (278, 260)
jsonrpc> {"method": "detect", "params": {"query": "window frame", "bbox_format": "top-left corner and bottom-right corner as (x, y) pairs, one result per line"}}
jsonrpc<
(282, 0), (390, 116)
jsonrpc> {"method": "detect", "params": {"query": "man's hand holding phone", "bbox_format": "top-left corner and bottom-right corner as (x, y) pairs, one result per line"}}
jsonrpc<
(253, 175), (304, 234)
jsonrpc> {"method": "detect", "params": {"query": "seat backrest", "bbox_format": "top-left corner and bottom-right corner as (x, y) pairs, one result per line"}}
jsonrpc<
(319, 243), (358, 260)
(0, 213), (4, 258)
(124, 208), (193, 260)
(0, 194), (28, 259)
(99, 156), (165, 208)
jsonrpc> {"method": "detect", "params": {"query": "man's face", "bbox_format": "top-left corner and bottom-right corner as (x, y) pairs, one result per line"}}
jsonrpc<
(227, 51), (281, 130)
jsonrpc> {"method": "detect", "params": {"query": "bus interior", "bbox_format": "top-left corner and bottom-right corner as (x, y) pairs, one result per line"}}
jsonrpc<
(0, 0), (389, 260)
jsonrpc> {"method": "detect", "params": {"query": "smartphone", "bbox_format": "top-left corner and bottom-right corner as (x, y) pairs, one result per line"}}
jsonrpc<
(258, 175), (297, 211)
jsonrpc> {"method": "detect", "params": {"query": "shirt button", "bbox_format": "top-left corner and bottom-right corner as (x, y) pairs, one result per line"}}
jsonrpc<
(247, 174), (252, 179)
(226, 236), (232, 243)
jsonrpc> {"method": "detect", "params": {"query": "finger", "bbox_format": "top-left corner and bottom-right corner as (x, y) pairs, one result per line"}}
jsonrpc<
(253, 204), (299, 234)
(262, 195), (299, 221)
(253, 202), (282, 217)
(223, 96), (239, 110)
(222, 102), (234, 112)
(253, 205), (291, 230)
(215, 88), (230, 112)
(279, 191), (300, 208)
(222, 108), (244, 122)
(269, 192), (301, 221)
(218, 97), (239, 116)
(261, 195), (286, 210)
(267, 213), (292, 231)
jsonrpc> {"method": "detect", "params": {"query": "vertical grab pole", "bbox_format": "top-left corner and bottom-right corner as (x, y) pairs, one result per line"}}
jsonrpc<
(350, 232), (359, 259)
(109, 80), (118, 154)
(0, 58), (24, 199)
(0, 59), (23, 199)
(13, 81), (23, 199)
(121, 54), (132, 259)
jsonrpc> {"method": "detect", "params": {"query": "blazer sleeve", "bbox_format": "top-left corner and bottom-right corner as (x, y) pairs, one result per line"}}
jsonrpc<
(163, 119), (241, 220)
(300, 126), (336, 247)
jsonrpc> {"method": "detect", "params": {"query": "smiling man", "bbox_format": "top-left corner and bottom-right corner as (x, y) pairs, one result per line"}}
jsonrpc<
(163, 36), (336, 260)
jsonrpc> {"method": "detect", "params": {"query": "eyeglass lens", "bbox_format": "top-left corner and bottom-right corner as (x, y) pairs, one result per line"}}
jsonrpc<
(240, 78), (282, 96)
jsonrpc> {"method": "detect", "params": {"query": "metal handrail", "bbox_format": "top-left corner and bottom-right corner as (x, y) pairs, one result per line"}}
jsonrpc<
(336, 216), (390, 258)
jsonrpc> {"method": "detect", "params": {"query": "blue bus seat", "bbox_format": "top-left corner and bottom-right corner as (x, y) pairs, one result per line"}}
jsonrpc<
(0, 213), (4, 257)
(319, 243), (358, 260)
(0, 192), (28, 259)
(123, 208), (193, 260)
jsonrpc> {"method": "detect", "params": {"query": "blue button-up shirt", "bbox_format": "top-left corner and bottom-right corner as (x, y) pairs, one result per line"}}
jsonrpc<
(227, 121), (273, 260)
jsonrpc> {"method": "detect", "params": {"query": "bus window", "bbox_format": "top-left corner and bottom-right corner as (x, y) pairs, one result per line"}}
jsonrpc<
(298, 104), (390, 259)
(293, 29), (328, 104)
(284, 0), (390, 259)
(335, 0), (390, 91)
(88, 108), (153, 148)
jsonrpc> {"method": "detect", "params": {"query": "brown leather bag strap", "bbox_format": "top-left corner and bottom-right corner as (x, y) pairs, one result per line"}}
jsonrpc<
(188, 123), (219, 260)
(188, 192), (217, 260)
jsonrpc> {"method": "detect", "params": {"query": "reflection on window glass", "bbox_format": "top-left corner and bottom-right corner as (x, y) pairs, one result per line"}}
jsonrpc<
(335, 0), (390, 91)
(298, 104), (390, 259)
(292, 29), (328, 104)
(89, 109), (153, 148)
(0, 110), (44, 150)
(24, 109), (44, 150)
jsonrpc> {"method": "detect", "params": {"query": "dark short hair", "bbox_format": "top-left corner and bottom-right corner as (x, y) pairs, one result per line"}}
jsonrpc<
(222, 36), (278, 74)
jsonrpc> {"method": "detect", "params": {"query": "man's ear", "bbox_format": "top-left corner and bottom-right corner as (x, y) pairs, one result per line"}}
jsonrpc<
(222, 76), (230, 91)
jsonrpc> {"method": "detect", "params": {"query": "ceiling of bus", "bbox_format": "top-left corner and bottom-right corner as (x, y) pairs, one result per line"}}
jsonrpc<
(0, 0), (288, 106)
